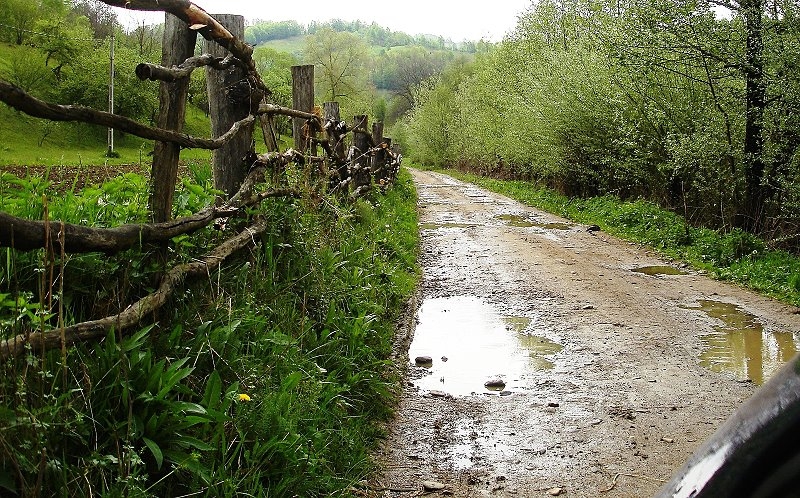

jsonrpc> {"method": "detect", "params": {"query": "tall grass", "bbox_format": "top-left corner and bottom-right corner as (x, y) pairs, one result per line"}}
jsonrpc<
(0, 166), (419, 496)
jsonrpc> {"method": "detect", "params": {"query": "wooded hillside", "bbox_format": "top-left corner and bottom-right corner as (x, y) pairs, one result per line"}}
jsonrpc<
(403, 0), (800, 245)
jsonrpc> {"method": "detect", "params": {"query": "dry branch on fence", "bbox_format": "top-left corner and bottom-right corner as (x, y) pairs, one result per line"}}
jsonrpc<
(136, 54), (243, 82)
(258, 103), (324, 123)
(98, 0), (269, 96)
(0, 218), (271, 362)
(0, 208), (233, 254)
(0, 189), (297, 254)
(0, 81), (255, 150)
(0, 151), (303, 254)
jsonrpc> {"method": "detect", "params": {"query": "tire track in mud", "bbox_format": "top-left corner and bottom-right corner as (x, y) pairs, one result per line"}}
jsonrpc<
(369, 169), (800, 498)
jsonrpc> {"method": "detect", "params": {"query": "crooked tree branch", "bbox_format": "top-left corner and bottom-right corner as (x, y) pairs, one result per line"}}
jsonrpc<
(0, 80), (254, 150)
(258, 103), (324, 124)
(98, 0), (270, 96)
(0, 208), (232, 254)
(0, 151), (303, 254)
(136, 53), (243, 82)
(0, 218), (271, 362)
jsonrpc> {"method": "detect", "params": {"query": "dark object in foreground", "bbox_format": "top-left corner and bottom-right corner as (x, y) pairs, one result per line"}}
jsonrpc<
(655, 354), (800, 498)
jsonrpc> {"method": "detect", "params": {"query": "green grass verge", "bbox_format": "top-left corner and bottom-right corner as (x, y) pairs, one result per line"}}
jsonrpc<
(0, 167), (420, 496)
(439, 168), (800, 307)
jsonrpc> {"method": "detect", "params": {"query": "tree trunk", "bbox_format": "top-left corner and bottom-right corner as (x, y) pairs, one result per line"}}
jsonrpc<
(738, 0), (767, 233)
(206, 14), (254, 197)
(149, 13), (197, 223)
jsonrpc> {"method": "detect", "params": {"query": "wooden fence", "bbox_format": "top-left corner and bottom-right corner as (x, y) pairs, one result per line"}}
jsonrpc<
(0, 0), (401, 361)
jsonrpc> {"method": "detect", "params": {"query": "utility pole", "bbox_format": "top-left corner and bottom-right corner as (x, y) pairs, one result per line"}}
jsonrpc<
(107, 30), (115, 156)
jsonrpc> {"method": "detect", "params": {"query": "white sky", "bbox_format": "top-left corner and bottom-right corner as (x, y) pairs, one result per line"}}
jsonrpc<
(114, 1), (533, 42)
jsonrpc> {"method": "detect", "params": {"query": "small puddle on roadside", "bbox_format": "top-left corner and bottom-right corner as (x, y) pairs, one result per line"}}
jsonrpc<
(419, 222), (475, 230)
(496, 214), (572, 230)
(408, 296), (562, 396)
(683, 300), (799, 384)
(632, 265), (687, 276)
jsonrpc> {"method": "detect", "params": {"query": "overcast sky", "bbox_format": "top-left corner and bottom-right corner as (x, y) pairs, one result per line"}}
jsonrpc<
(114, 1), (533, 42)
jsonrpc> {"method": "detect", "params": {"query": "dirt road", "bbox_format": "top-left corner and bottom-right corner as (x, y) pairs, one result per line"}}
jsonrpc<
(369, 169), (800, 497)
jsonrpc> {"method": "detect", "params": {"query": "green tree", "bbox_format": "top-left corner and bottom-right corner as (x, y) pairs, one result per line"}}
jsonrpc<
(407, 71), (463, 166)
(32, 14), (94, 81)
(254, 46), (299, 136)
(378, 46), (454, 108)
(70, 0), (117, 39)
(0, 0), (43, 45)
(303, 27), (371, 105)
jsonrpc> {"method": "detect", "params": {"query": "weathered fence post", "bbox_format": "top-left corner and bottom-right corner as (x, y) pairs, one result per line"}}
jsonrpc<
(371, 120), (385, 181)
(291, 65), (315, 152)
(352, 115), (371, 193)
(205, 14), (254, 197)
(149, 14), (197, 223)
(324, 101), (348, 184)
(324, 102), (345, 160)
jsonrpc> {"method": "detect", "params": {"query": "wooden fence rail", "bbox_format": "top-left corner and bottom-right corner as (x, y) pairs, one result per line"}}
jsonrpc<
(0, 1), (401, 361)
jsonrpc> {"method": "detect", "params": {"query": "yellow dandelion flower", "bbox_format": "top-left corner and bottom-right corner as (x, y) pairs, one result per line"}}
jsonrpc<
(238, 393), (251, 402)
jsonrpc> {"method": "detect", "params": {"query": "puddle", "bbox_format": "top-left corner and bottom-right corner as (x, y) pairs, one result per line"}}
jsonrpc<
(408, 296), (562, 396)
(496, 214), (572, 230)
(632, 265), (687, 276)
(684, 300), (798, 384)
(419, 222), (475, 230)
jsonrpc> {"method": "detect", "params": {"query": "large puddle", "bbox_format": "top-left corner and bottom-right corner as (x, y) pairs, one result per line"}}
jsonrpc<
(496, 214), (572, 230)
(685, 300), (799, 384)
(408, 296), (562, 396)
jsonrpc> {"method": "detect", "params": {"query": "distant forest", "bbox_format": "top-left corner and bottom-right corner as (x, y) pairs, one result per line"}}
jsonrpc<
(244, 19), (492, 53)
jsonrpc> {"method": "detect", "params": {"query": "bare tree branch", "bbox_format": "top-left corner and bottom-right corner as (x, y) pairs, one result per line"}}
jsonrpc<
(257, 103), (324, 123)
(0, 80), (254, 149)
(0, 217), (271, 362)
(98, 0), (270, 96)
(0, 151), (303, 254)
(136, 54), (244, 82)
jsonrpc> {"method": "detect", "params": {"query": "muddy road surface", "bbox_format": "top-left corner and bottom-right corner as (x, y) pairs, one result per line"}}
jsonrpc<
(369, 169), (800, 497)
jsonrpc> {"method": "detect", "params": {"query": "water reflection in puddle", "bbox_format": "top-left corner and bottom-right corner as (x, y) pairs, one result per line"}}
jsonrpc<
(684, 300), (798, 384)
(632, 265), (687, 276)
(409, 296), (562, 396)
(496, 214), (572, 230)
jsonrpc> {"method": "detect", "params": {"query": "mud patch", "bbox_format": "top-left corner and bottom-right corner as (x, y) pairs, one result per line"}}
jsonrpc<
(632, 265), (687, 276)
(684, 300), (799, 384)
(408, 296), (560, 396)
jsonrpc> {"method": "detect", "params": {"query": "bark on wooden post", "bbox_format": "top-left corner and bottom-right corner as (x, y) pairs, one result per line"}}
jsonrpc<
(324, 101), (345, 160)
(205, 14), (254, 197)
(323, 101), (348, 184)
(371, 120), (384, 180)
(352, 114), (371, 189)
(149, 14), (197, 223)
(291, 65), (315, 152)
(260, 114), (279, 152)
